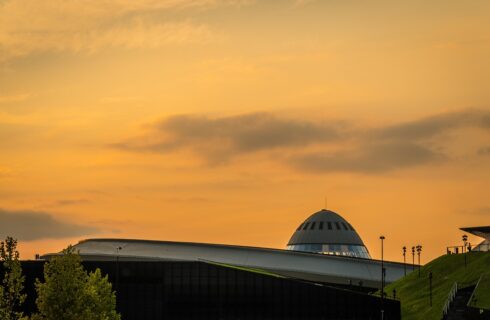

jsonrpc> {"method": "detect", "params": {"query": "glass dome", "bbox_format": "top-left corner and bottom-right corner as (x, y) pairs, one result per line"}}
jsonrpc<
(286, 209), (371, 259)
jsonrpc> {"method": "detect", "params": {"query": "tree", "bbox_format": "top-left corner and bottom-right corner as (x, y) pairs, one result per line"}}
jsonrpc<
(0, 236), (27, 320)
(85, 269), (120, 320)
(34, 246), (120, 320)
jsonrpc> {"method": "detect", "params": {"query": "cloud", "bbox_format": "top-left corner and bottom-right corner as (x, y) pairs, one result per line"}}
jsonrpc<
(477, 147), (490, 156)
(0, 0), (252, 60)
(290, 141), (444, 173)
(474, 207), (490, 215)
(0, 209), (99, 241)
(293, 0), (317, 7)
(41, 199), (91, 208)
(374, 109), (490, 141)
(463, 206), (490, 216)
(476, 207), (490, 215)
(114, 112), (341, 162)
(114, 108), (490, 173)
(0, 93), (31, 104)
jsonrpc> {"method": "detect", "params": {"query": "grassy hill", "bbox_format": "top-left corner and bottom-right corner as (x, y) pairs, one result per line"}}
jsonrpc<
(384, 252), (490, 320)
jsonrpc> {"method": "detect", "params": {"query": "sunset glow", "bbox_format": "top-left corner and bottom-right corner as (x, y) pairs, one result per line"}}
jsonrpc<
(1, 0), (490, 263)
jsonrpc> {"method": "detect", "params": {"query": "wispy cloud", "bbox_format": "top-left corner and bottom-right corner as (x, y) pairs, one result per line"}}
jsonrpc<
(290, 142), (444, 173)
(0, 93), (31, 103)
(373, 109), (490, 141)
(477, 147), (490, 156)
(113, 108), (490, 173)
(0, 0), (250, 60)
(0, 209), (99, 241)
(114, 112), (341, 163)
(41, 199), (91, 208)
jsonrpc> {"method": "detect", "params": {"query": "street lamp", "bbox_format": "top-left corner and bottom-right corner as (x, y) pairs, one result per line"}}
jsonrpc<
(115, 246), (122, 292)
(380, 235), (385, 320)
(462, 234), (468, 267)
(402, 246), (407, 276)
(411, 246), (415, 271)
(429, 272), (433, 307)
(416, 245), (422, 277)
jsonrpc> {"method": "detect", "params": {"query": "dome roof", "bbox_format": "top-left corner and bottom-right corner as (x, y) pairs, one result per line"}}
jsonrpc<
(287, 209), (367, 248)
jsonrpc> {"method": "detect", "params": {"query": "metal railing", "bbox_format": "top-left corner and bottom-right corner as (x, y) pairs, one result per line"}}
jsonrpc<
(466, 275), (483, 308)
(442, 282), (458, 317)
(446, 243), (490, 254)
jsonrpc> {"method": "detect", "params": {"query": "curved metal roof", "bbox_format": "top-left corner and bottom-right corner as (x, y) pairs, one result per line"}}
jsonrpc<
(287, 209), (366, 246)
(41, 238), (407, 288)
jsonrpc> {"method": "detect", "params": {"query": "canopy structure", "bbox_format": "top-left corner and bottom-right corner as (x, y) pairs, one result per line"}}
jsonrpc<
(460, 226), (490, 252)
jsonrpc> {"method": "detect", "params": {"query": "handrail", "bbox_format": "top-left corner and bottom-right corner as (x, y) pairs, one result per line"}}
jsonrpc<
(467, 273), (487, 308)
(442, 282), (458, 317)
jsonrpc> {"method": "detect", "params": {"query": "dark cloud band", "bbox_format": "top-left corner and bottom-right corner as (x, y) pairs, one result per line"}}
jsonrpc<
(113, 109), (490, 173)
(0, 209), (99, 241)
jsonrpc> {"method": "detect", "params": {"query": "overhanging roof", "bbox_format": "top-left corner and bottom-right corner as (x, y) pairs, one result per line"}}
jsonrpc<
(460, 226), (490, 239)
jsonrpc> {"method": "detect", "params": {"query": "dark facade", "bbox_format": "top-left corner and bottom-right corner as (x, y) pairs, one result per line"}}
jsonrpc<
(18, 260), (400, 320)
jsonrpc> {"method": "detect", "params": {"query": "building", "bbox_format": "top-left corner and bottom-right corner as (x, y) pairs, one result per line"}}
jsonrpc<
(460, 226), (490, 252)
(42, 209), (408, 290)
(18, 259), (402, 320)
(25, 208), (406, 319)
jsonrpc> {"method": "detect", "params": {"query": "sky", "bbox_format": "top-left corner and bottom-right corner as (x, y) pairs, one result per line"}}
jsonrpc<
(1, 0), (489, 263)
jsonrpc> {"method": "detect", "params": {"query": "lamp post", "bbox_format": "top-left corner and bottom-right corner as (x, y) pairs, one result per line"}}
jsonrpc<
(429, 271), (433, 307)
(402, 246), (407, 276)
(416, 245), (422, 277)
(115, 246), (122, 293)
(380, 235), (385, 320)
(462, 234), (468, 268)
(411, 246), (415, 271)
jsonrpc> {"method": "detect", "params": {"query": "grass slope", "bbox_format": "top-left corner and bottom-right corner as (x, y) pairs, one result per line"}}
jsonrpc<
(385, 252), (490, 320)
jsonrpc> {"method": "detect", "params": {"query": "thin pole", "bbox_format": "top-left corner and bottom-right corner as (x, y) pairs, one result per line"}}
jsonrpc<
(412, 246), (415, 271)
(416, 245), (422, 277)
(115, 246), (122, 293)
(429, 272), (433, 307)
(116, 254), (119, 292)
(403, 246), (406, 276)
(380, 236), (385, 320)
(462, 235), (468, 268)
(418, 251), (421, 277)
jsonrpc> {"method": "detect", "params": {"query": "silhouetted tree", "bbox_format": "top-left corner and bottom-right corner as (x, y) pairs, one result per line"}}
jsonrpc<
(0, 236), (27, 320)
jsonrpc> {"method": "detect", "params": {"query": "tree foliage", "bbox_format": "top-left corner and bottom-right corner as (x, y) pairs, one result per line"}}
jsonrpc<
(33, 246), (120, 320)
(0, 236), (27, 320)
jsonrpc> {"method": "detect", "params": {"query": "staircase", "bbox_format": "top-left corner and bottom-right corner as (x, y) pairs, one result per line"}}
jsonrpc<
(444, 285), (476, 320)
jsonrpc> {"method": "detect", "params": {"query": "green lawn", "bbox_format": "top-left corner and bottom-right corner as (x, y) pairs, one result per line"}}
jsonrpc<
(384, 252), (490, 320)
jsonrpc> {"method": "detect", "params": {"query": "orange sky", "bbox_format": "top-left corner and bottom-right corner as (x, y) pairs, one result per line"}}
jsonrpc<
(1, 0), (489, 263)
